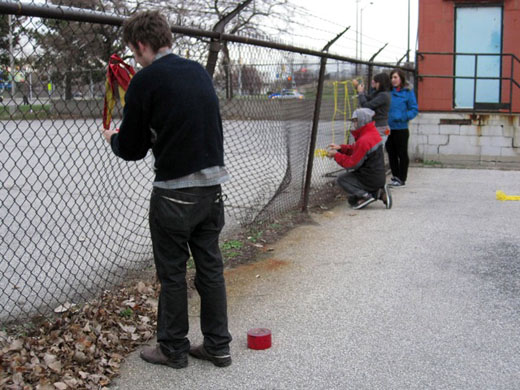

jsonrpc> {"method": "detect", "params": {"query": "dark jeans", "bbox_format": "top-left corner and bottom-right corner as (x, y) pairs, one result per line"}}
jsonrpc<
(149, 185), (232, 357)
(386, 129), (410, 183)
(337, 172), (377, 201)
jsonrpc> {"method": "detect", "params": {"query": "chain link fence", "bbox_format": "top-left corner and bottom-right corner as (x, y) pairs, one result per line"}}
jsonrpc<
(0, 3), (414, 324)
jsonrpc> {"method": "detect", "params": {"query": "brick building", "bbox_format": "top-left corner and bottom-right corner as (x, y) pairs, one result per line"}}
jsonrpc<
(410, 0), (520, 167)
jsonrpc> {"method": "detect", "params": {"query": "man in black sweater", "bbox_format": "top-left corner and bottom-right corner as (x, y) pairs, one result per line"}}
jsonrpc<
(102, 10), (232, 369)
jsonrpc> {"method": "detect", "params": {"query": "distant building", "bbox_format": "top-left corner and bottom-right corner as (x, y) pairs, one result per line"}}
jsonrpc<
(411, 0), (520, 167)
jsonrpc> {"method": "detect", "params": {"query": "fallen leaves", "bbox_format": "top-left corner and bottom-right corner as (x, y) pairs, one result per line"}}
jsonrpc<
(0, 280), (159, 389)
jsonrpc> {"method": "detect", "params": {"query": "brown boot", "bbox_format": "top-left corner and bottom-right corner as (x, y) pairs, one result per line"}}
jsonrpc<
(189, 344), (231, 367)
(140, 344), (188, 369)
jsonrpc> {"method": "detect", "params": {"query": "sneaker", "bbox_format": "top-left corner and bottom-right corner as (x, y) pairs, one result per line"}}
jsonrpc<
(352, 195), (376, 210)
(347, 196), (358, 206)
(389, 178), (405, 188)
(380, 184), (392, 209)
(140, 344), (188, 369)
(189, 344), (232, 367)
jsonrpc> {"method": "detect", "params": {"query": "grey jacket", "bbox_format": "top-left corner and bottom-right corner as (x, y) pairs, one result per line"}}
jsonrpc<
(357, 90), (391, 128)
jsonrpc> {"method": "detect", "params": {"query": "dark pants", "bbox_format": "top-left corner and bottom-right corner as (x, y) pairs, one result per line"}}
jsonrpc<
(337, 172), (378, 204)
(386, 129), (410, 183)
(149, 185), (232, 357)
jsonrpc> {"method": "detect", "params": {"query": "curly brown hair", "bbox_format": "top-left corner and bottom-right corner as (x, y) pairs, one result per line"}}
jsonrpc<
(122, 10), (172, 52)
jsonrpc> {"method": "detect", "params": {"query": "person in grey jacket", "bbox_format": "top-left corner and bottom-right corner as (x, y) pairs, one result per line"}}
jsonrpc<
(354, 72), (392, 143)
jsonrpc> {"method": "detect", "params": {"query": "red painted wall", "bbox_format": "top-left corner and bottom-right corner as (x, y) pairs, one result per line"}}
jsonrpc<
(417, 0), (520, 112)
(502, 3), (520, 112)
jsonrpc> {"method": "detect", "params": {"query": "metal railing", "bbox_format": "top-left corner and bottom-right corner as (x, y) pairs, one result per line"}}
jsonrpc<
(416, 51), (520, 113)
(0, 1), (414, 323)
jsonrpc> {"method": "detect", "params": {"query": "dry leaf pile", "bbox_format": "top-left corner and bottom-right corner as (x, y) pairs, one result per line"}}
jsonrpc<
(0, 281), (159, 390)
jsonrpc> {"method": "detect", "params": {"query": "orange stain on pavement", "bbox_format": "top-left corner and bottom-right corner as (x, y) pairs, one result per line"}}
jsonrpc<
(224, 258), (290, 297)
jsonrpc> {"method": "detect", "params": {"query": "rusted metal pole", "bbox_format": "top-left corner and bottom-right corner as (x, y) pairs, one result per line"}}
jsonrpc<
(301, 56), (327, 212)
(301, 27), (351, 212)
(368, 43), (389, 85)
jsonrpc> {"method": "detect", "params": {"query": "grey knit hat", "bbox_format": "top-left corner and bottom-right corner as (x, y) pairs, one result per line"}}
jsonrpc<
(351, 108), (375, 128)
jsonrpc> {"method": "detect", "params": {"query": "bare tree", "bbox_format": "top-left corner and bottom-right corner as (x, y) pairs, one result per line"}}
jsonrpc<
(27, 0), (299, 99)
(0, 15), (22, 69)
(134, 0), (298, 98)
(240, 65), (263, 95)
(138, 0), (296, 37)
(30, 0), (136, 100)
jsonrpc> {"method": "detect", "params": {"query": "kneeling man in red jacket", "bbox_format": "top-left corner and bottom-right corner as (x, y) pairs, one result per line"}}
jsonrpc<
(327, 108), (392, 210)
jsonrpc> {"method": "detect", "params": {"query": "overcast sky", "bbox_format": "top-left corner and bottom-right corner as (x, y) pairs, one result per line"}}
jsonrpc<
(286, 0), (419, 63)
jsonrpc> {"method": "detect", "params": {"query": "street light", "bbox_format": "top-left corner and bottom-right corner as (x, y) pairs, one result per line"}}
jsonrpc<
(407, 0), (411, 63)
(356, 0), (359, 59)
(360, 2), (373, 61)
(355, 0), (364, 60)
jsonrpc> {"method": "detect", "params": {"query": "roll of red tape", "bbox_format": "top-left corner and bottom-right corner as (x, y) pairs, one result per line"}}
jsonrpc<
(247, 328), (272, 350)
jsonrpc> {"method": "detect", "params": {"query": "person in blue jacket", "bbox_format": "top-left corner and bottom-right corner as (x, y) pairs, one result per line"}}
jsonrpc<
(386, 69), (418, 188)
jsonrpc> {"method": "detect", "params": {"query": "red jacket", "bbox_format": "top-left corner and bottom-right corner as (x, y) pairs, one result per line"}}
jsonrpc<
(334, 121), (385, 190)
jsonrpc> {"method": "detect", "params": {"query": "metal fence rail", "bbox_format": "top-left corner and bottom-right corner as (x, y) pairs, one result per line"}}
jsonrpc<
(0, 1), (413, 324)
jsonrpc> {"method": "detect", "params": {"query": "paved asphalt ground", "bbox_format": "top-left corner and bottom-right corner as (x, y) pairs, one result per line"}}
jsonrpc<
(111, 167), (520, 390)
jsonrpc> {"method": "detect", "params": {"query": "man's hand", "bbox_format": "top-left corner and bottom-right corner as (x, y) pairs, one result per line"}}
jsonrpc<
(327, 144), (341, 158)
(101, 128), (118, 144)
(327, 149), (337, 158)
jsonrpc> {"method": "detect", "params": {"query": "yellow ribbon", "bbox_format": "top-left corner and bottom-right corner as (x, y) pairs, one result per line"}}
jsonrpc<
(314, 148), (329, 158)
(496, 190), (520, 201)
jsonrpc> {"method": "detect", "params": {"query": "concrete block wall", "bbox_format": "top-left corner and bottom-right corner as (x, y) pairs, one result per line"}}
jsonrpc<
(409, 113), (520, 168)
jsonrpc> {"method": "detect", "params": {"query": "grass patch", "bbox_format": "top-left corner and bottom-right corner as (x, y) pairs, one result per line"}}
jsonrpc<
(0, 104), (52, 120)
(119, 308), (133, 318)
(423, 160), (442, 166)
(221, 240), (244, 259)
(247, 230), (263, 243)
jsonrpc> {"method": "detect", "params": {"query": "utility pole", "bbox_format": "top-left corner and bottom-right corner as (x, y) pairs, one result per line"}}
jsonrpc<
(407, 0), (411, 63)
(355, 0), (360, 60)
(8, 14), (15, 97)
(360, 2), (373, 61)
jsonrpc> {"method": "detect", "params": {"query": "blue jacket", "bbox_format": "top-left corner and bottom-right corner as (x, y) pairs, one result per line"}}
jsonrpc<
(388, 87), (418, 130)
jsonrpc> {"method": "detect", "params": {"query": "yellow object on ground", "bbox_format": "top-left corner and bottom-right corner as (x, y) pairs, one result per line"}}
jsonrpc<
(496, 190), (520, 201)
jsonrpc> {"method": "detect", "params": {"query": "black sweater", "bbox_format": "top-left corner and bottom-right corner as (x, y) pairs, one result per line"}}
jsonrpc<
(110, 54), (224, 182)
(358, 90), (391, 128)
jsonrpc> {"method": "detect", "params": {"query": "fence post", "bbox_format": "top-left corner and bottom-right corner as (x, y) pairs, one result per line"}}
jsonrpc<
(367, 43), (388, 88)
(415, 51), (420, 101)
(301, 56), (327, 212)
(301, 27), (350, 212)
